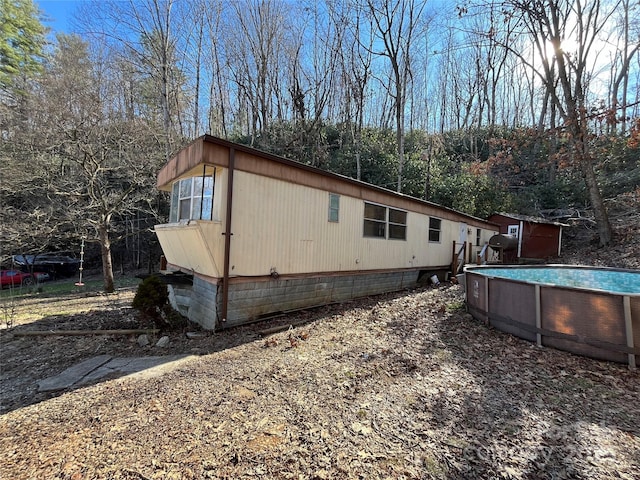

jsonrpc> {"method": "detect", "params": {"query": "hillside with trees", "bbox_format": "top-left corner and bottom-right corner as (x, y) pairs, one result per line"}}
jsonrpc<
(1, 0), (639, 292)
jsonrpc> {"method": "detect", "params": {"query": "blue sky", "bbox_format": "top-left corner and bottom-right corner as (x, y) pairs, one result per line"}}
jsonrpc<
(36, 0), (82, 34)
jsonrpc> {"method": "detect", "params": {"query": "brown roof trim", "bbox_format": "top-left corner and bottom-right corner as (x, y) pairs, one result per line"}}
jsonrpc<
(158, 135), (500, 229)
(490, 212), (569, 227)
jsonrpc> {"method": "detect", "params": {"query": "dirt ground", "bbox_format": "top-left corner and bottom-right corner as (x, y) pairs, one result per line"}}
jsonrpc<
(1, 200), (639, 479)
(1, 278), (639, 479)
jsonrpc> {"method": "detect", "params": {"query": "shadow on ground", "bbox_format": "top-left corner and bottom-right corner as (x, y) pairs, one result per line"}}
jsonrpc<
(0, 289), (371, 414)
(412, 304), (640, 478)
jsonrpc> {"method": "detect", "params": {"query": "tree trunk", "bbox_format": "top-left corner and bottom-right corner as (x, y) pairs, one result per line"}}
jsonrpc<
(423, 151), (431, 200)
(580, 153), (612, 247)
(99, 224), (115, 293)
(570, 120), (613, 246)
(396, 73), (405, 192)
(396, 118), (404, 192)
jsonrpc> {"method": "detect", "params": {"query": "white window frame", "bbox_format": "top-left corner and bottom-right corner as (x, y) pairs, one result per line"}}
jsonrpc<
(328, 193), (340, 222)
(170, 175), (214, 222)
(363, 202), (407, 240)
(428, 217), (442, 243)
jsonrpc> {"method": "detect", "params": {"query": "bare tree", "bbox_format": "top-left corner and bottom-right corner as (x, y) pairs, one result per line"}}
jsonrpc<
(500, 0), (616, 245)
(461, 0), (620, 246)
(609, 0), (640, 134)
(432, 27), (456, 133)
(345, 10), (374, 180)
(32, 34), (164, 291)
(284, 1), (346, 166)
(81, 0), (183, 159)
(365, 0), (427, 192)
(226, 0), (288, 142)
(203, 0), (229, 137)
(176, 1), (205, 137)
(476, 4), (517, 129)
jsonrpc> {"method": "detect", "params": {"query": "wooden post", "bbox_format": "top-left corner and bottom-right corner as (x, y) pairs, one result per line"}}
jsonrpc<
(484, 276), (490, 325)
(14, 329), (160, 337)
(535, 285), (542, 347)
(452, 240), (457, 275)
(623, 296), (636, 370)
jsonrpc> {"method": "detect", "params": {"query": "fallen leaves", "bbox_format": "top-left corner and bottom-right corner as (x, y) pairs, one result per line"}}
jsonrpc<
(1, 284), (639, 479)
(350, 421), (372, 435)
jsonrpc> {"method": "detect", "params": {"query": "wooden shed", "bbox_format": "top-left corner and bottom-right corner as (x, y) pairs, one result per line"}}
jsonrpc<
(488, 213), (567, 263)
(154, 135), (499, 329)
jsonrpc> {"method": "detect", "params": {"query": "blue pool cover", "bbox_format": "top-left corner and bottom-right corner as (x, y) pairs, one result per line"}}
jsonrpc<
(466, 266), (640, 295)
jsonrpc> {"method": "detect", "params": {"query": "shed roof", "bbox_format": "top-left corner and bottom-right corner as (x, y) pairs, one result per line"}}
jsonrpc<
(490, 212), (569, 227)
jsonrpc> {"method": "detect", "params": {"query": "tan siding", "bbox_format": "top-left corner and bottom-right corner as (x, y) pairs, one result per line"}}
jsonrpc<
(230, 173), (325, 276)
(155, 222), (224, 278)
(156, 136), (500, 278)
(227, 172), (498, 276)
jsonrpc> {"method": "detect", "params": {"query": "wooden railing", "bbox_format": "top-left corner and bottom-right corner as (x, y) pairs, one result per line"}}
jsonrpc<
(476, 242), (489, 264)
(451, 241), (467, 274)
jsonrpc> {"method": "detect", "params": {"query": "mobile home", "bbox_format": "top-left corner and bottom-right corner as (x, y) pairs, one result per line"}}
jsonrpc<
(154, 135), (499, 329)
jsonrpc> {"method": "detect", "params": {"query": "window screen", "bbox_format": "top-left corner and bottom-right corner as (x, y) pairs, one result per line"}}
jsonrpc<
(364, 203), (387, 238)
(429, 217), (442, 242)
(388, 208), (407, 240)
(363, 203), (406, 240)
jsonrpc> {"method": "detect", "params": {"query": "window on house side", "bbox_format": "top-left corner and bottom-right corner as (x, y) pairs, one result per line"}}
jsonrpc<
(179, 178), (193, 220)
(328, 193), (340, 222)
(363, 203), (407, 240)
(428, 217), (442, 243)
(170, 176), (214, 222)
(476, 228), (482, 246)
(170, 182), (179, 222)
(388, 208), (407, 240)
(363, 202), (386, 238)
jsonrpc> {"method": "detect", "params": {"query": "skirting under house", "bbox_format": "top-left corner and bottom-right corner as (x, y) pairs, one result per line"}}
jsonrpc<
(167, 270), (421, 330)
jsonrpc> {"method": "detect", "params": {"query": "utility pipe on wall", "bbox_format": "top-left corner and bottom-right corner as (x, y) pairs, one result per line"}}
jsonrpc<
(221, 148), (235, 325)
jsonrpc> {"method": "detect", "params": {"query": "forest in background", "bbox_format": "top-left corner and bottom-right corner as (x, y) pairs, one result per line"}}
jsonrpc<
(1, 0), (639, 291)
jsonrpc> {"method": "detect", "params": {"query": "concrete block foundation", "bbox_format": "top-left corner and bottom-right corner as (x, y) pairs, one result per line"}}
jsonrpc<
(167, 270), (420, 330)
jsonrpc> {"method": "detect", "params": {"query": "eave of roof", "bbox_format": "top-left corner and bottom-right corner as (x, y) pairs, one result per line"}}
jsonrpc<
(158, 134), (500, 228)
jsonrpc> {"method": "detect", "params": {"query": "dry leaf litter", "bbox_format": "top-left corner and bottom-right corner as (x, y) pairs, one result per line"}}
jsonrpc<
(1, 283), (638, 479)
(2, 205), (640, 480)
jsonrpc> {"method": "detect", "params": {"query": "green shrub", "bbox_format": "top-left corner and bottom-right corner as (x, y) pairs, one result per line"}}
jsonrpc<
(133, 276), (186, 331)
(132, 275), (168, 314)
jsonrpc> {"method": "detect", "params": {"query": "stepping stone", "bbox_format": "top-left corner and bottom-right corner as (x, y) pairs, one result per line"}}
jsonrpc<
(37, 355), (193, 392)
(37, 355), (113, 392)
(76, 365), (119, 386)
(113, 355), (190, 374)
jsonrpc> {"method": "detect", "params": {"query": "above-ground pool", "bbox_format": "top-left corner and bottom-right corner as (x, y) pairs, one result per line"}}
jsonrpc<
(464, 265), (640, 368)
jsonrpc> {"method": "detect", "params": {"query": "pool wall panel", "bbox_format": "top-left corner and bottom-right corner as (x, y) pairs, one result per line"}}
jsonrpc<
(541, 287), (627, 363)
(488, 279), (537, 342)
(465, 273), (488, 321)
(464, 266), (639, 367)
(632, 297), (640, 354)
